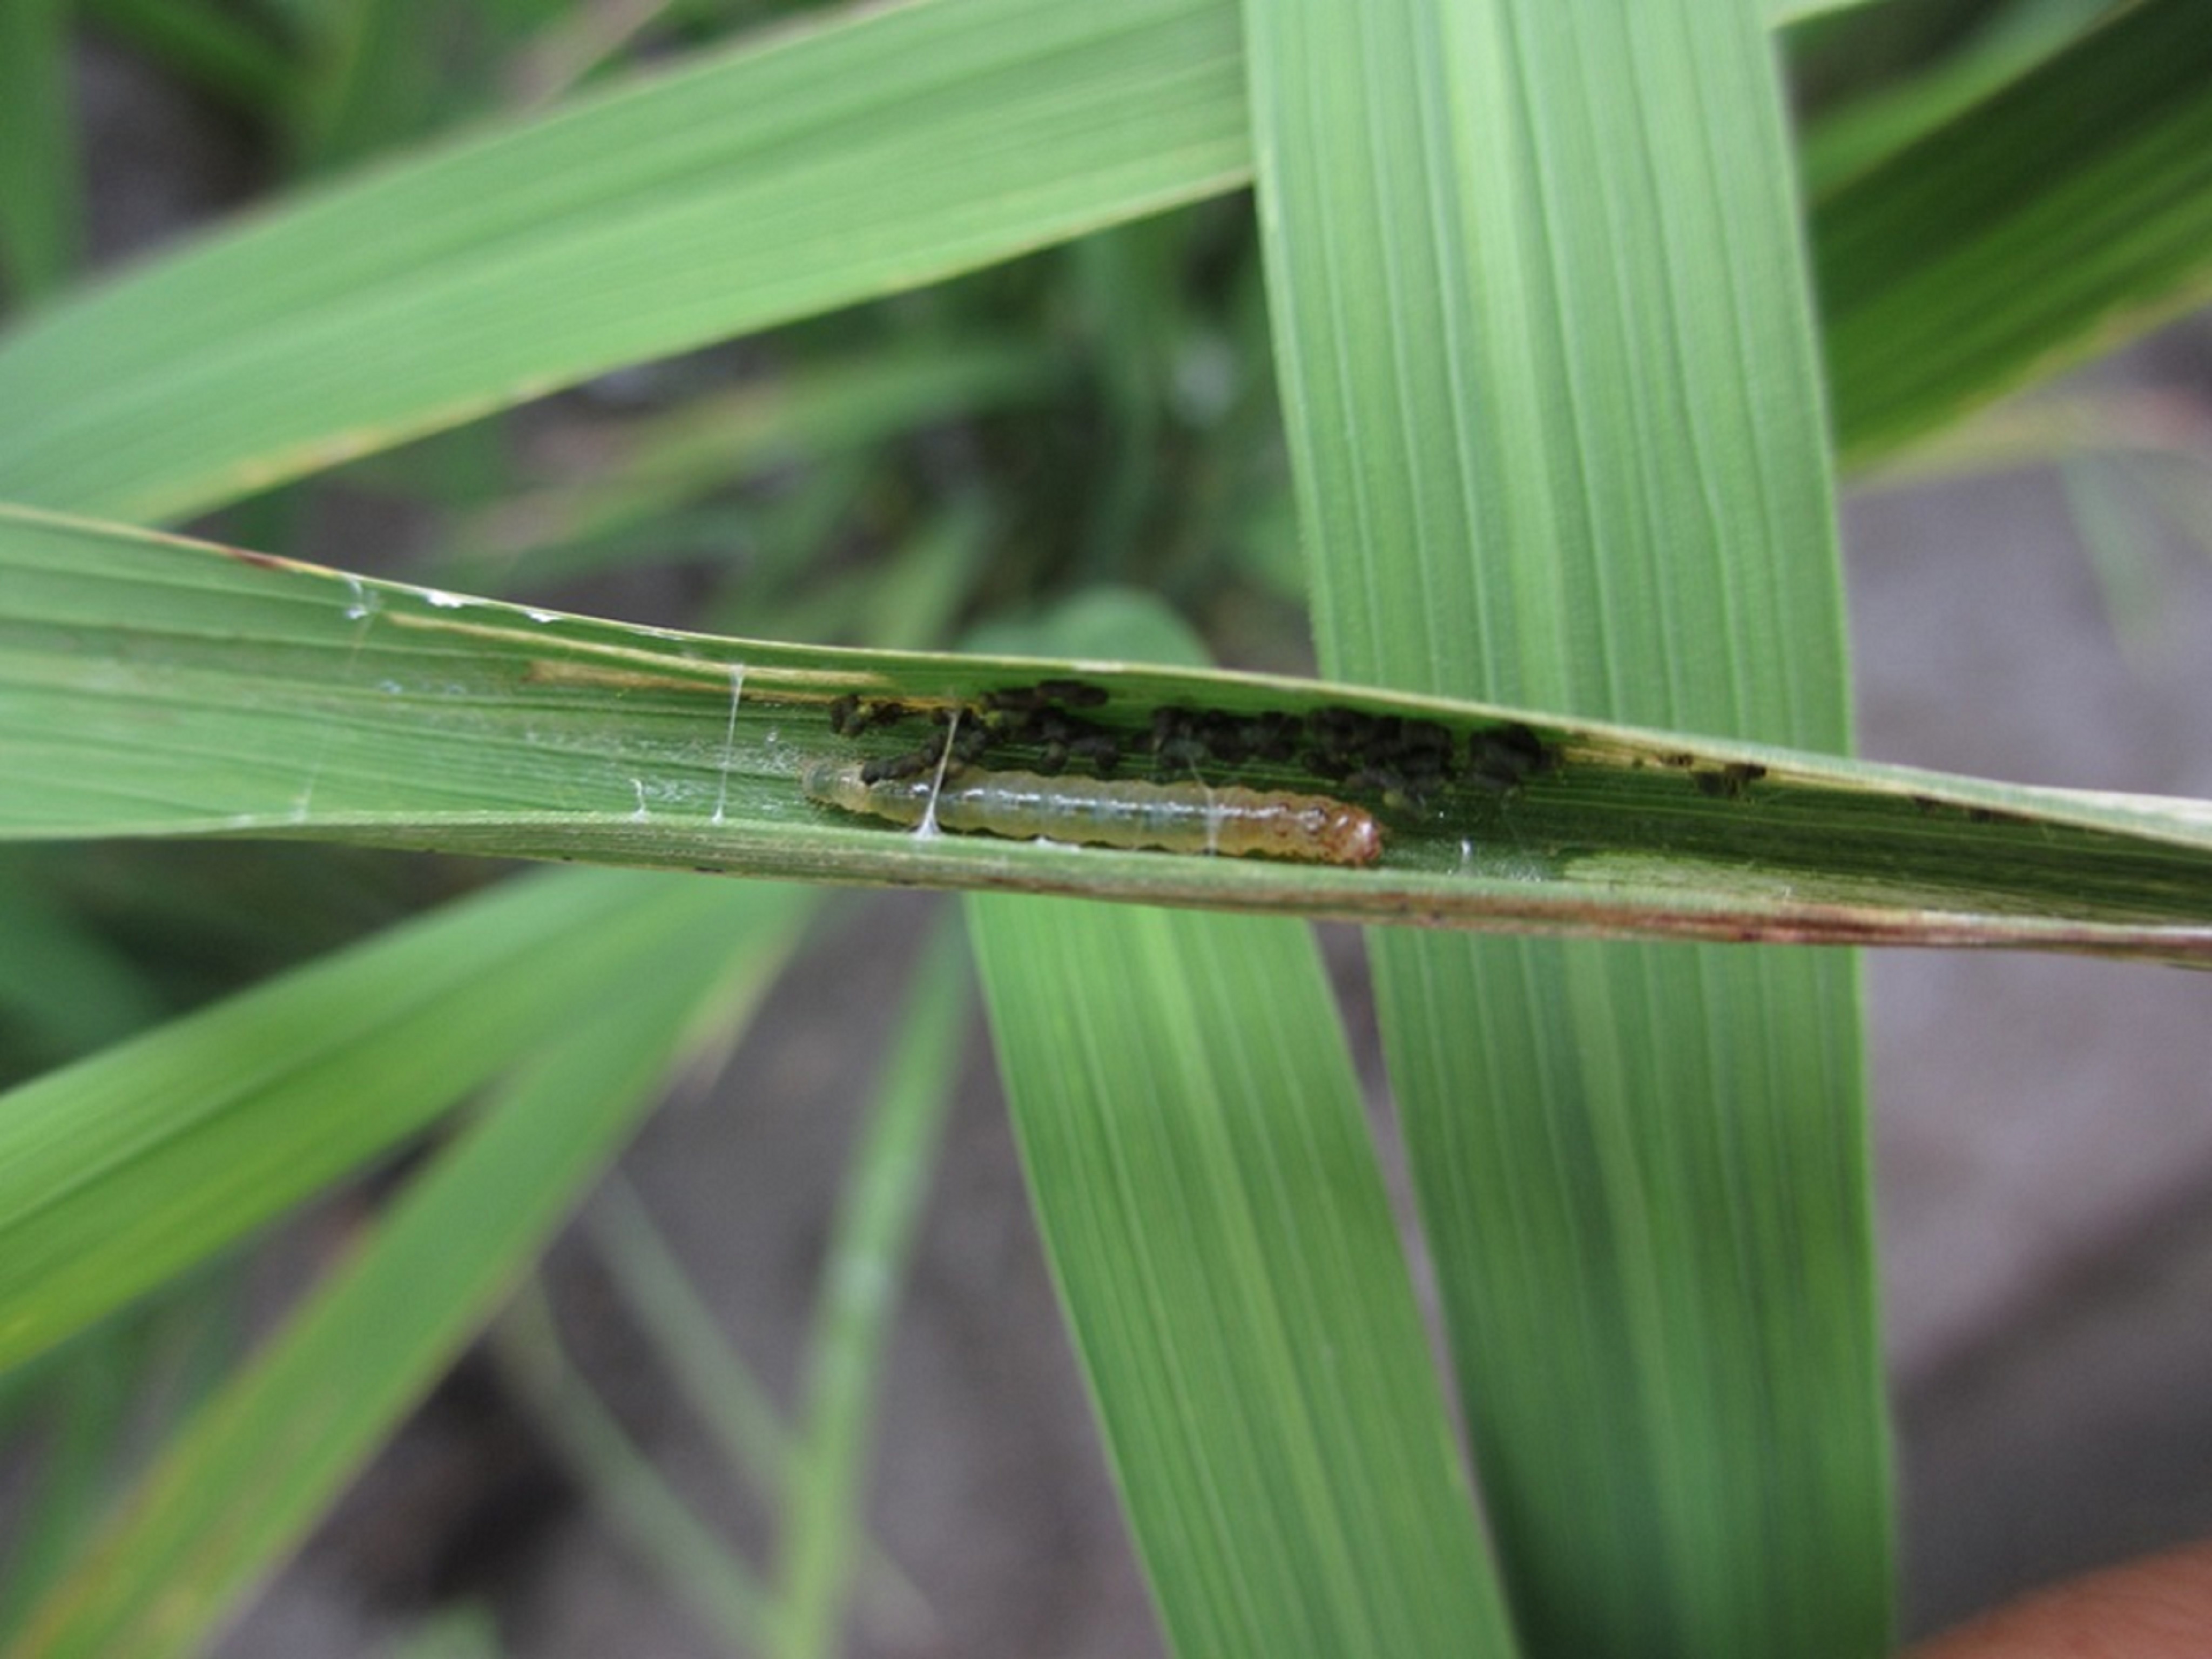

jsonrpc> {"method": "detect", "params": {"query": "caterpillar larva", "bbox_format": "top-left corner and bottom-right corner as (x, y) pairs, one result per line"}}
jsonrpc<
(803, 762), (1384, 867)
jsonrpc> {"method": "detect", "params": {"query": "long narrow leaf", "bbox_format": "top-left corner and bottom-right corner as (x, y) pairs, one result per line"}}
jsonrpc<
(3, 0), (2203, 530)
(0, 0), (1245, 522)
(77, 0), (293, 112)
(578, 1182), (934, 1645)
(3, 507), (2208, 959)
(0, 0), (79, 307)
(0, 865), (790, 1374)
(4, 878), (812, 1659)
(773, 913), (966, 1659)
(581, 1179), (796, 1502)
(495, 1286), (775, 1654)
(1818, 0), (2212, 466)
(971, 895), (1517, 1655)
(1245, 3), (1891, 1654)
(440, 341), (1056, 588)
(1792, 0), (2112, 195)
(0, 1330), (131, 1646)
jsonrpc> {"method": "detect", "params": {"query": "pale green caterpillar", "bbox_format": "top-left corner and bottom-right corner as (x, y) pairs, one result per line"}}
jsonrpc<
(804, 761), (1383, 867)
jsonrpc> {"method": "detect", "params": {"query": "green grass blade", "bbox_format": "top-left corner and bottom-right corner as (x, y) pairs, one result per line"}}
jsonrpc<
(0, 1329), (133, 1646)
(773, 912), (966, 1659)
(3, 878), (811, 1659)
(0, 853), (165, 1064)
(494, 1285), (774, 1654)
(582, 1177), (796, 1498)
(1792, 0), (2111, 195)
(439, 340), (1054, 591)
(970, 896), (1518, 1656)
(1819, 0), (2212, 466)
(79, 0), (294, 113)
(380, 1603), (505, 1659)
(581, 1174), (935, 1638)
(0, 865), (794, 1375)
(0, 0), (1245, 522)
(0, 0), (82, 308)
(1245, 3), (1891, 1654)
(5, 1), (2205, 531)
(813, 500), (994, 653)
(2058, 455), (2168, 658)
(287, 0), (470, 174)
(1770, 0), (1886, 21)
(3, 505), (2210, 958)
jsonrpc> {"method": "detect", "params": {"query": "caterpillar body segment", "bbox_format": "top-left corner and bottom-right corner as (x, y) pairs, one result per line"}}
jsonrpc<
(803, 763), (1384, 868)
